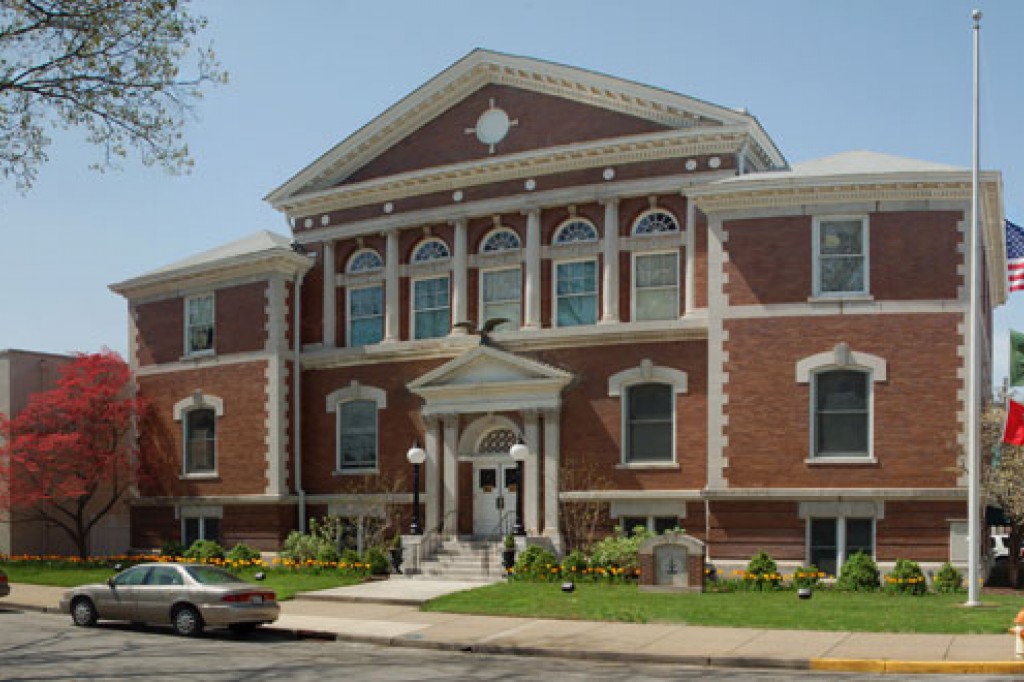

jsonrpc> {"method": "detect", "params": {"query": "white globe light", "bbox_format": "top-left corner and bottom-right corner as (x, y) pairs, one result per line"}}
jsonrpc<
(509, 442), (529, 461)
(406, 444), (426, 465)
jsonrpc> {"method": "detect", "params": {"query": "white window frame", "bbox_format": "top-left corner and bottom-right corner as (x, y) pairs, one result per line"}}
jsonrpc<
(608, 360), (688, 468)
(552, 257), (598, 328)
(799, 501), (882, 577)
(411, 274), (451, 340)
(552, 218), (599, 245)
(184, 293), (215, 357)
(631, 209), (680, 236)
(173, 392), (224, 479)
(812, 215), (870, 298)
(796, 345), (886, 464)
(327, 383), (387, 475)
(346, 282), (384, 347)
(479, 265), (522, 331)
(631, 250), (680, 322)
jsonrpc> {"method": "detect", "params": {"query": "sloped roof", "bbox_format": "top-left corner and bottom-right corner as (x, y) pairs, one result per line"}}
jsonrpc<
(110, 230), (313, 298)
(265, 48), (785, 210)
(716, 150), (963, 185)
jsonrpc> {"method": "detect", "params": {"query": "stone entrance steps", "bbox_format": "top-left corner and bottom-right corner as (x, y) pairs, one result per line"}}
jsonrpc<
(407, 538), (507, 582)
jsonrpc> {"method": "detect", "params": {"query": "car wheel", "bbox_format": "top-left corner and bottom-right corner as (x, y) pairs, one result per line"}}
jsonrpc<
(71, 597), (98, 627)
(171, 605), (204, 637)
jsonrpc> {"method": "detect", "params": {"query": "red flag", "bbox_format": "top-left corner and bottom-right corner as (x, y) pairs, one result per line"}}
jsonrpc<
(1003, 399), (1024, 446)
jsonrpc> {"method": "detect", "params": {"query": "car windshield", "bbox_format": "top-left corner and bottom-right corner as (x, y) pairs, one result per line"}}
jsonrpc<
(184, 565), (246, 585)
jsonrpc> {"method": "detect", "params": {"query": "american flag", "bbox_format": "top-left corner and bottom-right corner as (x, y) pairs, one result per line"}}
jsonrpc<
(1008, 220), (1024, 293)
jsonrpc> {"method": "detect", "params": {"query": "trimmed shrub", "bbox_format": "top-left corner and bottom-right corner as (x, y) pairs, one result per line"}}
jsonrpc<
(837, 552), (880, 591)
(226, 543), (261, 563)
(184, 539), (225, 562)
(364, 547), (389, 575)
(933, 562), (964, 594)
(561, 549), (589, 576)
(589, 526), (655, 576)
(281, 530), (320, 563)
(514, 545), (559, 580)
(791, 565), (823, 589)
(160, 539), (185, 558)
(340, 548), (361, 565)
(316, 544), (340, 564)
(884, 558), (927, 595)
(744, 551), (782, 591)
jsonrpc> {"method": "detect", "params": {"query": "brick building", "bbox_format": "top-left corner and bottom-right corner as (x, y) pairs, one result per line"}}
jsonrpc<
(110, 50), (1005, 576)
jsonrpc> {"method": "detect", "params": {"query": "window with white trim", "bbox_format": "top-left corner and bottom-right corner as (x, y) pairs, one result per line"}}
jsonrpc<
(348, 284), (384, 346)
(555, 259), (597, 326)
(633, 252), (679, 321)
(609, 361), (687, 466)
(814, 370), (869, 458)
(328, 382), (387, 474)
(184, 408), (217, 474)
(481, 267), (521, 331)
(412, 238), (450, 263)
(348, 249), (383, 273)
(809, 517), (874, 577)
(480, 228), (521, 253)
(185, 294), (214, 355)
(627, 384), (673, 462)
(338, 400), (377, 471)
(553, 219), (598, 244)
(633, 210), (680, 235)
(183, 516), (220, 547)
(814, 217), (868, 296)
(413, 276), (450, 339)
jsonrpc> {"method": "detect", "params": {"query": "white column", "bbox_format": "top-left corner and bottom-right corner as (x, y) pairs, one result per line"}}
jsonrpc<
(442, 416), (459, 538)
(684, 198), (696, 317)
(322, 240), (337, 347)
(451, 218), (468, 332)
(601, 198), (620, 324)
(523, 410), (541, 535)
(424, 416), (441, 534)
(542, 409), (562, 552)
(384, 230), (400, 342)
(523, 208), (542, 329)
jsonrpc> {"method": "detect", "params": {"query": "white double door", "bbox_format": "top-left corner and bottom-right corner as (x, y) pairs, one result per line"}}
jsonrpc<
(472, 459), (519, 538)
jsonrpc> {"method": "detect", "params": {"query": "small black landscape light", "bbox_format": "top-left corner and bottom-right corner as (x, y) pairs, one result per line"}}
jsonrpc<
(254, 571), (266, 581)
(797, 587), (812, 600)
(561, 582), (575, 593)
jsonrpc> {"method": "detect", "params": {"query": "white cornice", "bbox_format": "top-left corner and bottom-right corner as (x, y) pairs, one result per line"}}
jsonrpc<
(277, 128), (753, 217)
(265, 49), (786, 207)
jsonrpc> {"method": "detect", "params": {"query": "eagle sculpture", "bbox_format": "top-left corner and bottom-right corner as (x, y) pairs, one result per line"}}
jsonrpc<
(452, 318), (509, 345)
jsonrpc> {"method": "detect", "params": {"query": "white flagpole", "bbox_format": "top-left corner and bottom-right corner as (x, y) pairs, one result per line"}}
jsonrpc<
(966, 8), (982, 607)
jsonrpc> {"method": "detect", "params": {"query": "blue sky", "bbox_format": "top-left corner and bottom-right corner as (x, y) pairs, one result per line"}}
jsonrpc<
(1, 0), (1021, 385)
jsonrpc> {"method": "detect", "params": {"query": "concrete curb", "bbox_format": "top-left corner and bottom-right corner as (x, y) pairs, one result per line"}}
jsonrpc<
(811, 658), (1024, 675)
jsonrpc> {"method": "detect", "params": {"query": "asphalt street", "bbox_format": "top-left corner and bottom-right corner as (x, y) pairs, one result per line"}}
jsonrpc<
(0, 608), (1014, 682)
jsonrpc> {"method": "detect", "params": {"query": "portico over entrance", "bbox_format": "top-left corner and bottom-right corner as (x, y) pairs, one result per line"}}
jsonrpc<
(407, 344), (571, 549)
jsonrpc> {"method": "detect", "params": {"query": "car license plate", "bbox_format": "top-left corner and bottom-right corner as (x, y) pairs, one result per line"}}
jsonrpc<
(251, 595), (263, 604)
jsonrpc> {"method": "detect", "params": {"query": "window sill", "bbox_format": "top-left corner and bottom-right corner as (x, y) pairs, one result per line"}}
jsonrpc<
(180, 473), (219, 480)
(807, 294), (874, 304)
(181, 351), (215, 361)
(615, 462), (680, 471)
(332, 468), (379, 476)
(805, 457), (878, 466)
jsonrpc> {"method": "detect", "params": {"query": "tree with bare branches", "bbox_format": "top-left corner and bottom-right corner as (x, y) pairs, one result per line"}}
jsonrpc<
(0, 0), (226, 190)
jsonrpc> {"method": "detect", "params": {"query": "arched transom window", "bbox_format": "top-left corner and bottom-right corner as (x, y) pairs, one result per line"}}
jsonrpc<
(553, 219), (598, 245)
(412, 238), (450, 263)
(633, 210), (680, 235)
(347, 249), (383, 273)
(477, 428), (518, 454)
(480, 228), (521, 253)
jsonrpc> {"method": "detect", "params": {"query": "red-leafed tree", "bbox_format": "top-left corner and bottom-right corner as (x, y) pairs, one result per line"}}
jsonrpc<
(0, 351), (147, 558)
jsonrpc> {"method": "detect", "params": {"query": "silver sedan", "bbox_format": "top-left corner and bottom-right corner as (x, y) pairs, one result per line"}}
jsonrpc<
(58, 562), (279, 636)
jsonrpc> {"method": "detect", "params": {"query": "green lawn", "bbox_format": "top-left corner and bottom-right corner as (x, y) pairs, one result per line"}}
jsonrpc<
(1, 563), (362, 601)
(423, 582), (1023, 634)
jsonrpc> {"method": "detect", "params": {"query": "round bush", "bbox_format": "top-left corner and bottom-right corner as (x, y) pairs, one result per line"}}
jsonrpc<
(884, 558), (927, 595)
(791, 565), (823, 589)
(184, 539), (225, 562)
(933, 562), (964, 594)
(161, 539), (185, 558)
(226, 543), (261, 563)
(364, 547), (389, 575)
(837, 551), (880, 591)
(745, 550), (782, 590)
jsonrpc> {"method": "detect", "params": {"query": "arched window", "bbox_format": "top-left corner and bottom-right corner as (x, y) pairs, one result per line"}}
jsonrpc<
(632, 210), (680, 235)
(478, 428), (518, 454)
(412, 238), (450, 263)
(347, 249), (383, 273)
(553, 219), (598, 245)
(480, 228), (521, 253)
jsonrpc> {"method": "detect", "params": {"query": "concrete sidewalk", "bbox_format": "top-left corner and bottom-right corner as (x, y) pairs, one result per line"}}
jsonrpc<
(6, 581), (1024, 675)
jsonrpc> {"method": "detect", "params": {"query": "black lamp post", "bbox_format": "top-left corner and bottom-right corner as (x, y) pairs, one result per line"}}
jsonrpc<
(509, 439), (528, 536)
(407, 441), (426, 535)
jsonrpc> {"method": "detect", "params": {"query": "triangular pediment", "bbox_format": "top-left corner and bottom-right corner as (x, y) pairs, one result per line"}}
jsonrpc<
(266, 49), (784, 209)
(408, 344), (571, 416)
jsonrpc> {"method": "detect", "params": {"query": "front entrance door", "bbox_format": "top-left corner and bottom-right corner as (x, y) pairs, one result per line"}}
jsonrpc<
(473, 461), (518, 538)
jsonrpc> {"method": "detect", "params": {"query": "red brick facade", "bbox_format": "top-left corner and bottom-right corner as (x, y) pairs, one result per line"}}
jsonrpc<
(112, 51), (1001, 578)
